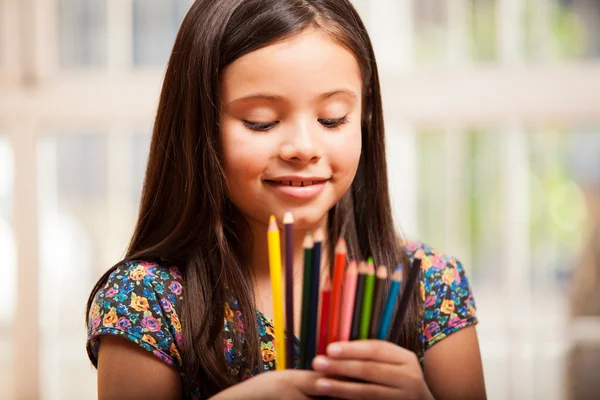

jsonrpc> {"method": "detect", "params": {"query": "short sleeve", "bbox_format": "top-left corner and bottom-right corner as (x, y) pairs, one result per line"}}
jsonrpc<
(86, 261), (185, 369)
(411, 243), (478, 350)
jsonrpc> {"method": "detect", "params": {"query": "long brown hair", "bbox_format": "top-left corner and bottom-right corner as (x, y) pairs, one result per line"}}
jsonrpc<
(86, 0), (421, 396)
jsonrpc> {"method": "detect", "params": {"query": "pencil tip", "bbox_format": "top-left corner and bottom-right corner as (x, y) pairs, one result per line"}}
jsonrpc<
(335, 238), (347, 254)
(314, 226), (325, 242)
(367, 256), (374, 265)
(303, 231), (314, 248)
(347, 260), (357, 272)
(268, 215), (278, 231)
(283, 211), (294, 224)
(376, 265), (388, 278)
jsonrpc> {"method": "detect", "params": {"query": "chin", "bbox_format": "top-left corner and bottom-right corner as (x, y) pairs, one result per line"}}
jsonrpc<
(284, 207), (329, 230)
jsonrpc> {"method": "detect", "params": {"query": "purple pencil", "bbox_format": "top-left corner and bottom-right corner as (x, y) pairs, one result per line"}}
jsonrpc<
(283, 211), (295, 369)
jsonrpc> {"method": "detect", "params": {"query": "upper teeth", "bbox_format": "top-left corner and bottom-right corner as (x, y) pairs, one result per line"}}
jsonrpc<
(277, 181), (316, 186)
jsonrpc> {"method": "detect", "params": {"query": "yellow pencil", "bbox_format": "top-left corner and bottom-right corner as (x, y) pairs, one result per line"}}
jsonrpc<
(268, 215), (286, 370)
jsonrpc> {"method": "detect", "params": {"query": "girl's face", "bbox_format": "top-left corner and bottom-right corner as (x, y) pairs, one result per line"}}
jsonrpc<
(220, 28), (363, 229)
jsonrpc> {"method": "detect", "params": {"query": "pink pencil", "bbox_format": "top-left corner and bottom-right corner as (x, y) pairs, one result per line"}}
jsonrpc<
(338, 260), (358, 342)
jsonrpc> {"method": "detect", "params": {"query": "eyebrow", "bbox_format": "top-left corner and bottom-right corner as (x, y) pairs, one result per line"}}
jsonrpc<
(227, 89), (358, 105)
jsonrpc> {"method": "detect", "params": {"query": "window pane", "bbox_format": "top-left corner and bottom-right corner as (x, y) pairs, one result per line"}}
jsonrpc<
(37, 130), (150, 398)
(397, 124), (600, 398)
(132, 0), (190, 67)
(59, 0), (108, 68)
(413, 0), (448, 65)
(0, 134), (15, 400)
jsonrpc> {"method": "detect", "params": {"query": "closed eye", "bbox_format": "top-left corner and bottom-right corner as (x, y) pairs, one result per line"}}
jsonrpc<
(243, 120), (279, 132)
(318, 116), (349, 129)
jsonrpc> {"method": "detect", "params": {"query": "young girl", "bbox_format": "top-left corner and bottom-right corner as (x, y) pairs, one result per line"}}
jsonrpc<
(86, 0), (486, 398)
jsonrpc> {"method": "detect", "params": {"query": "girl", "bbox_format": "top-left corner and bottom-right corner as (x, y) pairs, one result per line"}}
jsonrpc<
(86, 0), (486, 399)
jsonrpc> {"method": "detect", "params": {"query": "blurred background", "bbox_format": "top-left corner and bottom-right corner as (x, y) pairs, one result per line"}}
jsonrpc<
(1, 0), (599, 399)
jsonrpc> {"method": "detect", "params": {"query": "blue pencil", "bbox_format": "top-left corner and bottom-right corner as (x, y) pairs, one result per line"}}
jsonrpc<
(377, 264), (403, 340)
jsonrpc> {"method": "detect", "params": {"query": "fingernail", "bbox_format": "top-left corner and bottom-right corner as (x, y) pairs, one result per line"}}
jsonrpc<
(316, 378), (331, 390)
(327, 343), (342, 356)
(313, 356), (329, 368)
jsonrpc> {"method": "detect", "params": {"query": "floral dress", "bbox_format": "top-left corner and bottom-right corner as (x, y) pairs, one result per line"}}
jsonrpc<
(87, 241), (478, 399)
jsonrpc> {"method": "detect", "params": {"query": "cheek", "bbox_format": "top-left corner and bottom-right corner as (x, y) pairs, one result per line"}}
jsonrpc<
(221, 124), (269, 178)
(328, 125), (362, 177)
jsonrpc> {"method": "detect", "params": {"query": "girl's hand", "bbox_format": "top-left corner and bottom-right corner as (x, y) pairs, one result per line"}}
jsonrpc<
(312, 340), (435, 400)
(210, 369), (324, 400)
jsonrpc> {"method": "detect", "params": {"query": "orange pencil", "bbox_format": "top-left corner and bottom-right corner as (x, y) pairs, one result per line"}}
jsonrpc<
(339, 260), (358, 341)
(328, 238), (347, 344)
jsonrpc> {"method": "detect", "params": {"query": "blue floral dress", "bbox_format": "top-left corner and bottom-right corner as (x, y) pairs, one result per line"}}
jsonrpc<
(87, 241), (478, 399)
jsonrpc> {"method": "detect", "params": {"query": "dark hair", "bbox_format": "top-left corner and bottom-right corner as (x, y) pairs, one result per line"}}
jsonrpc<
(86, 0), (421, 396)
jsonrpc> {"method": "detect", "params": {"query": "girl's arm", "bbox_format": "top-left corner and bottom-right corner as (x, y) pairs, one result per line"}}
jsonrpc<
(97, 336), (183, 400)
(423, 325), (486, 400)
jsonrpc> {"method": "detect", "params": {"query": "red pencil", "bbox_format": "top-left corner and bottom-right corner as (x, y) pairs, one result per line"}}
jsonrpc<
(328, 238), (347, 344)
(339, 260), (358, 341)
(317, 275), (331, 355)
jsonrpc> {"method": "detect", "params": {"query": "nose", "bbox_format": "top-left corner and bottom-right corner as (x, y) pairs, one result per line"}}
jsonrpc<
(279, 120), (322, 164)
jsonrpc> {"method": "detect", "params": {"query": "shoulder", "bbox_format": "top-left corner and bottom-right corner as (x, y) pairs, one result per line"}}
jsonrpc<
(404, 240), (478, 350)
(87, 260), (185, 370)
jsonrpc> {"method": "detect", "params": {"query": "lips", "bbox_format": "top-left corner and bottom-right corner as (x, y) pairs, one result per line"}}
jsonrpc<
(272, 180), (323, 187)
(264, 177), (329, 199)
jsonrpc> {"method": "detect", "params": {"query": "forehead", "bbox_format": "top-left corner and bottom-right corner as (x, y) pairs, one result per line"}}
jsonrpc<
(220, 28), (362, 102)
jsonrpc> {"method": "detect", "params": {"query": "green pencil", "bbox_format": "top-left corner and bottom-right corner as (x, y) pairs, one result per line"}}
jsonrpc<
(299, 232), (313, 368)
(359, 257), (376, 339)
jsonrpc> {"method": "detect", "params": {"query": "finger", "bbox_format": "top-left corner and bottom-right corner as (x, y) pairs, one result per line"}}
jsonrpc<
(278, 370), (327, 397)
(326, 340), (416, 364)
(314, 377), (401, 400)
(312, 356), (403, 387)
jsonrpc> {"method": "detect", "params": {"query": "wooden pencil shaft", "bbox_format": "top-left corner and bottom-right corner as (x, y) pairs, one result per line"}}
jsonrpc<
(339, 263), (358, 341)
(305, 239), (322, 369)
(369, 276), (387, 339)
(389, 258), (422, 344)
(318, 284), (331, 355)
(284, 220), (294, 369)
(267, 218), (286, 370)
(359, 272), (375, 339)
(377, 279), (401, 340)
(329, 245), (346, 344)
(350, 273), (366, 340)
(299, 246), (312, 369)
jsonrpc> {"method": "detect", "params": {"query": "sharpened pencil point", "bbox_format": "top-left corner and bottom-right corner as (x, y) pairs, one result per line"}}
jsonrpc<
(314, 226), (325, 242)
(335, 238), (347, 254)
(376, 265), (388, 279)
(283, 211), (294, 224)
(268, 215), (278, 231)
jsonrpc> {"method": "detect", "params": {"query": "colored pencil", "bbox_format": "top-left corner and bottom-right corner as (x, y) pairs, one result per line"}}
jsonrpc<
(328, 238), (347, 344)
(377, 264), (402, 340)
(267, 215), (286, 370)
(283, 211), (294, 369)
(317, 274), (331, 355)
(369, 265), (388, 339)
(389, 249), (424, 344)
(350, 261), (368, 340)
(304, 226), (323, 369)
(299, 232), (313, 369)
(359, 258), (376, 339)
(339, 260), (358, 341)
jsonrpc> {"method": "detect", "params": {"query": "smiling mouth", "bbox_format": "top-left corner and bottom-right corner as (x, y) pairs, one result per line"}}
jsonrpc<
(263, 178), (328, 199)
(268, 180), (324, 187)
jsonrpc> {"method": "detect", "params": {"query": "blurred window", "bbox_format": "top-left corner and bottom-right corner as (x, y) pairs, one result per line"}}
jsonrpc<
(59, 0), (108, 68)
(132, 0), (190, 67)
(0, 134), (16, 400)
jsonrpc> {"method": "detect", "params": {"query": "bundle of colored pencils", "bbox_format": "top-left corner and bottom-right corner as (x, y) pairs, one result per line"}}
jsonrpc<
(267, 212), (423, 371)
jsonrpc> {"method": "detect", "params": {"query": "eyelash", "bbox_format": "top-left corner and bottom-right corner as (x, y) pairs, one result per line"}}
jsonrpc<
(243, 116), (349, 132)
